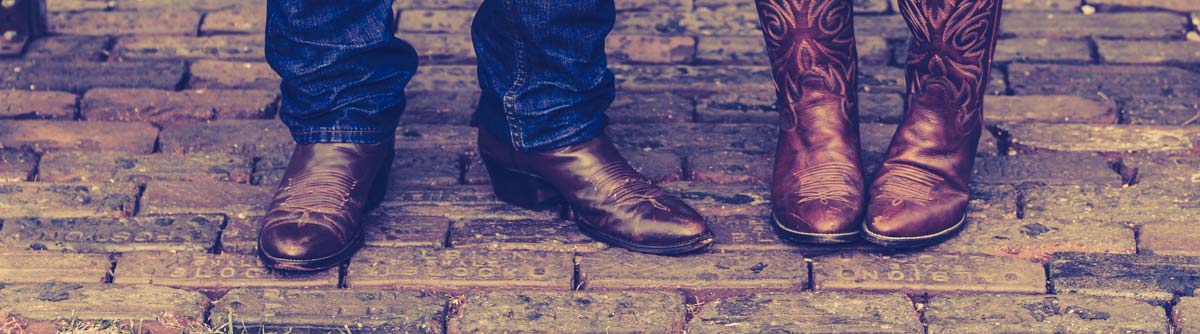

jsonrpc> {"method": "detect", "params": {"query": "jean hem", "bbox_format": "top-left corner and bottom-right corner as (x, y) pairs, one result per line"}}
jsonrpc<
(290, 128), (395, 144)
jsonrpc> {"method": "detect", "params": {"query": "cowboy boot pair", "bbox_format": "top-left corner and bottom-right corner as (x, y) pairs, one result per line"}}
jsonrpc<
(756, 0), (1002, 247)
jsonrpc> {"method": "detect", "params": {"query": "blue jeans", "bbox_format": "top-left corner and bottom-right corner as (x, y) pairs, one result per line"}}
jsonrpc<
(266, 0), (615, 150)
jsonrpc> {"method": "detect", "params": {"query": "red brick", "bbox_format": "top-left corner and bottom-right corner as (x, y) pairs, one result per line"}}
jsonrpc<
(1097, 39), (1200, 64)
(0, 91), (77, 120)
(344, 247), (575, 291)
(576, 249), (807, 292)
(607, 34), (697, 64)
(0, 120), (157, 153)
(159, 119), (292, 156)
(397, 9), (473, 33)
(811, 252), (1047, 294)
(0, 183), (140, 219)
(0, 283), (208, 334)
(47, 10), (201, 36)
(113, 251), (338, 288)
(201, 6), (266, 35)
(113, 35), (264, 61)
(0, 215), (224, 253)
(0, 60), (187, 93)
(140, 181), (272, 216)
(0, 250), (111, 284)
(689, 292), (922, 333)
(451, 291), (687, 334)
(187, 60), (281, 90)
(82, 88), (213, 125)
(37, 151), (253, 183)
(0, 149), (35, 182)
(1001, 12), (1186, 39)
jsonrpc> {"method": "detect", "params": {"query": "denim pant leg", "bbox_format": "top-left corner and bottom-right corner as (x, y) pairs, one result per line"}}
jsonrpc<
(471, 0), (617, 150)
(266, 0), (418, 144)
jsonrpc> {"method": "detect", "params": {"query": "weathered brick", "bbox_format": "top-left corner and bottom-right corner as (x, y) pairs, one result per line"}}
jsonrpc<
(140, 181), (272, 216)
(858, 123), (1000, 158)
(0, 120), (158, 153)
(1003, 0), (1079, 10)
(1000, 12), (1186, 39)
(930, 216), (1136, 261)
(219, 213), (449, 254)
(159, 119), (292, 156)
(971, 152), (1121, 186)
(400, 32), (476, 64)
(615, 12), (690, 35)
(1176, 297), (1200, 333)
(1009, 64), (1200, 97)
(1048, 252), (1200, 304)
(856, 14), (910, 39)
(381, 148), (464, 188)
(0, 214), (224, 253)
(187, 60), (281, 90)
(110, 0), (253, 11)
(609, 123), (776, 154)
(689, 292), (923, 333)
(576, 249), (807, 292)
(82, 88), (277, 125)
(450, 218), (608, 253)
(407, 65), (479, 91)
(400, 91), (478, 124)
(687, 150), (769, 184)
(0, 250), (111, 284)
(607, 34), (697, 64)
(811, 252), (1047, 294)
(994, 38), (1094, 63)
(1121, 95), (1200, 126)
(212, 288), (447, 334)
(1122, 156), (1200, 192)
(395, 124), (478, 150)
(1022, 184), (1200, 226)
(344, 247), (574, 291)
(1088, 0), (1200, 12)
(201, 6), (266, 34)
(22, 35), (110, 61)
(46, 0), (114, 11)
(0, 149), (35, 182)
(112, 35), (264, 61)
(0, 91), (77, 120)
(705, 215), (790, 251)
(47, 10), (201, 36)
(613, 65), (772, 91)
(114, 251), (338, 288)
(690, 3), (758, 36)
(450, 291), (686, 334)
(1002, 123), (1200, 154)
(1140, 222), (1200, 257)
(618, 0), (694, 11)
(0, 60), (186, 92)
(925, 294), (1169, 333)
(397, 9), (473, 33)
(985, 95), (1118, 124)
(694, 89), (776, 123)
(662, 181), (770, 217)
(377, 185), (560, 221)
(608, 92), (694, 123)
(0, 183), (139, 218)
(1097, 39), (1200, 65)
(695, 35), (890, 65)
(0, 283), (207, 334)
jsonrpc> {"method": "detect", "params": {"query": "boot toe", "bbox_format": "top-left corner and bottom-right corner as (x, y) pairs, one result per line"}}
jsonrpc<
(259, 223), (347, 261)
(774, 200), (861, 235)
(864, 194), (967, 239)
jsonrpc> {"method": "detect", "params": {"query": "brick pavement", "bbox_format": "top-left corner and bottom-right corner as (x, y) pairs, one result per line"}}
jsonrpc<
(0, 0), (1198, 332)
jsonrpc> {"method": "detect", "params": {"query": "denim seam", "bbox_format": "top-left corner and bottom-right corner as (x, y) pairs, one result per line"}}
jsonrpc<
(499, 0), (529, 149)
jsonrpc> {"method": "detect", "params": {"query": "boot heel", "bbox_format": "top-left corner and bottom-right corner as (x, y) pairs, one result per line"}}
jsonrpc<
(364, 153), (393, 212)
(481, 156), (562, 210)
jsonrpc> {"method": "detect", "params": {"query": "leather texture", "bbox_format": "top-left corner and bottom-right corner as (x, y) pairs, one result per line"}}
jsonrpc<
(865, 0), (1003, 247)
(477, 128), (714, 254)
(755, 0), (865, 243)
(257, 141), (393, 271)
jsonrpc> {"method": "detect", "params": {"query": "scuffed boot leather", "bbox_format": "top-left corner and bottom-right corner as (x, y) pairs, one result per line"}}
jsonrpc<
(477, 128), (713, 255)
(864, 0), (1003, 248)
(257, 141), (393, 271)
(755, 0), (864, 243)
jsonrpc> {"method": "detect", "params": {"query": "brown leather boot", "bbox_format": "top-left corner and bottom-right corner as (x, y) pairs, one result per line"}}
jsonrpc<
(477, 128), (714, 255)
(755, 0), (864, 243)
(257, 141), (393, 271)
(863, 0), (1003, 248)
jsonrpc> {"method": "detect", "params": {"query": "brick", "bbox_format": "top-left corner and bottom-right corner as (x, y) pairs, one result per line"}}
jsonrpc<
(576, 249), (807, 292)
(662, 181), (770, 217)
(46, 0), (114, 11)
(687, 150), (769, 184)
(811, 252), (1046, 294)
(695, 35), (890, 66)
(450, 218), (608, 253)
(0, 60), (186, 93)
(689, 292), (922, 333)
(1000, 12), (1186, 39)
(344, 247), (574, 291)
(140, 181), (272, 216)
(47, 10), (201, 36)
(609, 92), (695, 123)
(994, 38), (1093, 63)
(930, 216), (1136, 261)
(971, 152), (1121, 186)
(0, 214), (223, 253)
(187, 60), (281, 90)
(1022, 184), (1200, 226)
(617, 0), (693, 11)
(201, 6), (266, 34)
(0, 283), (207, 333)
(615, 12), (690, 35)
(1009, 64), (1200, 98)
(465, 149), (682, 185)
(1097, 39), (1200, 64)
(1176, 297), (1200, 333)
(925, 294), (1169, 333)
(607, 34), (697, 64)
(1121, 95), (1200, 126)
(694, 89), (776, 123)
(0, 120), (157, 153)
(1048, 252), (1200, 304)
(450, 291), (686, 334)
(984, 95), (1117, 124)
(1088, 0), (1200, 12)
(111, 0), (253, 11)
(220, 213), (447, 254)
(407, 65), (478, 91)
(112, 35), (265, 61)
(0, 250), (111, 284)
(859, 123), (1000, 158)
(856, 14), (911, 39)
(1140, 222), (1200, 256)
(22, 35), (110, 61)
(212, 288), (447, 334)
(382, 148), (464, 188)
(401, 91), (478, 124)
(0, 149), (35, 182)
(81, 88), (277, 125)
(1003, 123), (1200, 154)
(609, 123), (775, 154)
(376, 186), (560, 221)
(113, 251), (338, 288)
(397, 9), (473, 33)
(400, 33), (476, 64)
(0, 91), (77, 120)
(395, 124), (478, 150)
(691, 4), (759, 36)
(0, 183), (139, 219)
(394, 0), (483, 9)
(705, 215), (791, 251)
(1122, 156), (1200, 190)
(613, 65), (772, 91)
(159, 119), (292, 156)
(1003, 0), (1079, 10)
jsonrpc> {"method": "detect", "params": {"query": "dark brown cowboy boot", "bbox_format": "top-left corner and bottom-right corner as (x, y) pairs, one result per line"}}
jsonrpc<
(477, 128), (713, 255)
(754, 0), (864, 243)
(257, 141), (393, 271)
(864, 0), (1003, 248)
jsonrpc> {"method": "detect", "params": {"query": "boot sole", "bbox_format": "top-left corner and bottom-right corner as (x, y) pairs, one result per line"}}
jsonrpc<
(770, 212), (861, 244)
(861, 215), (967, 249)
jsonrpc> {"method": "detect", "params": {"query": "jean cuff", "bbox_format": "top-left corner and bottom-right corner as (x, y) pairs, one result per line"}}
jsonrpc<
(290, 128), (395, 144)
